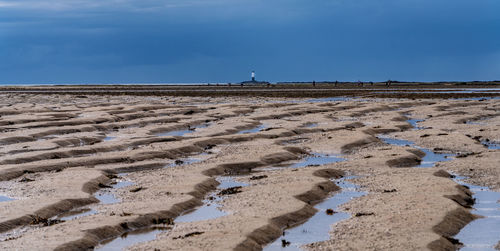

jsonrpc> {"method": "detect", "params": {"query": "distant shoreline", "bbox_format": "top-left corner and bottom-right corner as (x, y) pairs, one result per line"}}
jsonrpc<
(1, 82), (499, 99)
(1, 80), (499, 87)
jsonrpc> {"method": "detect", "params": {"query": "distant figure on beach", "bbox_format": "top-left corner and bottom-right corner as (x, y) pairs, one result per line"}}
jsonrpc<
(312, 81), (316, 87)
(370, 81), (373, 86)
(358, 80), (363, 87)
(335, 80), (338, 87)
(386, 80), (392, 87)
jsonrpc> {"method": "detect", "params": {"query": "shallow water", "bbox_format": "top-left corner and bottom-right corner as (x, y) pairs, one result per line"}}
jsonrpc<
(391, 117), (500, 248)
(379, 136), (414, 146)
(97, 177), (248, 250)
(454, 175), (500, 250)
(482, 141), (500, 150)
(303, 123), (318, 128)
(57, 208), (98, 221)
(306, 97), (353, 102)
(156, 123), (210, 137)
(417, 148), (454, 168)
(289, 154), (344, 169)
(258, 154), (344, 172)
(0, 195), (13, 202)
(237, 124), (268, 134)
(164, 156), (205, 168)
(465, 117), (492, 126)
(374, 89), (500, 94)
(407, 118), (426, 130)
(103, 136), (116, 141)
(96, 227), (171, 251)
(379, 136), (454, 168)
(176, 177), (248, 223)
(0, 226), (30, 242)
(264, 177), (366, 251)
(453, 97), (500, 101)
(96, 178), (134, 205)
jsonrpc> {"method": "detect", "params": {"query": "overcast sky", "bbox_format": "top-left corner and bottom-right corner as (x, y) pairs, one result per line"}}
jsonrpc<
(1, 0), (499, 84)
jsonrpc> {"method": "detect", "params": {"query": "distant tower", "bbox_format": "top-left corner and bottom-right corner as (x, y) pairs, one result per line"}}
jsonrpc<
(251, 71), (255, 81)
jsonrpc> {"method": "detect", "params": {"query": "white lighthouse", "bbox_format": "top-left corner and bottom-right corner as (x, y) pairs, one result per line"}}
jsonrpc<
(251, 71), (255, 81)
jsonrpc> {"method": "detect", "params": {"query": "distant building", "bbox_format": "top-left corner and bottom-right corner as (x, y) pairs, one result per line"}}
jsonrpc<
(240, 70), (270, 85)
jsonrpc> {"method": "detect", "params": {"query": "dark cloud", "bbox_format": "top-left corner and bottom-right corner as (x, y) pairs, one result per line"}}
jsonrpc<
(0, 0), (499, 84)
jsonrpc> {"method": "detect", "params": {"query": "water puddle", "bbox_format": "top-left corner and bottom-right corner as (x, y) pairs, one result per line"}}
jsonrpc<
(56, 176), (135, 221)
(176, 177), (248, 223)
(374, 89), (500, 94)
(103, 136), (116, 141)
(306, 97), (353, 103)
(379, 136), (454, 168)
(302, 123), (318, 128)
(482, 141), (500, 150)
(385, 117), (500, 249)
(454, 97), (500, 101)
(453, 175), (500, 250)
(466, 117), (493, 126)
(96, 226), (171, 251)
(96, 177), (135, 205)
(280, 137), (310, 145)
(156, 123), (210, 137)
(0, 194), (13, 203)
(95, 177), (249, 250)
(165, 155), (206, 168)
(258, 154), (344, 172)
(237, 124), (268, 134)
(264, 177), (366, 251)
(57, 155), (210, 224)
(407, 118), (427, 130)
(290, 154), (344, 169)
(56, 208), (98, 221)
(0, 226), (30, 242)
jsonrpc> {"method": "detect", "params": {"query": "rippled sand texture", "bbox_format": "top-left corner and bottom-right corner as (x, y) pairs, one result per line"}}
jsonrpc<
(0, 93), (498, 251)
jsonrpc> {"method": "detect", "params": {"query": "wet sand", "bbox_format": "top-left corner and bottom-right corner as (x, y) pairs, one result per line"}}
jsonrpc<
(0, 89), (499, 250)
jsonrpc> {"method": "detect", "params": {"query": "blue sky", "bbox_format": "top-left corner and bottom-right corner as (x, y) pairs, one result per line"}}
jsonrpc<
(1, 0), (499, 84)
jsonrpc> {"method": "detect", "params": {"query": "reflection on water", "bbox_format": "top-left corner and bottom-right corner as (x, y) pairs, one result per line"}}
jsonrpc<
(454, 175), (500, 251)
(264, 177), (366, 251)
(56, 178), (135, 220)
(407, 118), (426, 130)
(57, 208), (97, 221)
(96, 177), (249, 251)
(290, 154), (344, 169)
(237, 124), (268, 134)
(379, 136), (454, 168)
(0, 194), (13, 203)
(303, 123), (318, 128)
(306, 97), (353, 102)
(96, 227), (171, 251)
(482, 141), (500, 150)
(165, 156), (205, 168)
(156, 123), (210, 137)
(176, 177), (248, 223)
(258, 153), (344, 172)
(374, 89), (500, 94)
(96, 178), (135, 205)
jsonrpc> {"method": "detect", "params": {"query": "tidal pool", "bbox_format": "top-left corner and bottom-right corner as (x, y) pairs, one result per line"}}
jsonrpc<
(264, 177), (365, 251)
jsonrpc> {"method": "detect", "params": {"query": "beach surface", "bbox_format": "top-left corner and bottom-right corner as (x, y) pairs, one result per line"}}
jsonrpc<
(0, 87), (499, 250)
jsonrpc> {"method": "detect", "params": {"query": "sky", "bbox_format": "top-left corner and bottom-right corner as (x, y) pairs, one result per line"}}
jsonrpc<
(1, 0), (499, 84)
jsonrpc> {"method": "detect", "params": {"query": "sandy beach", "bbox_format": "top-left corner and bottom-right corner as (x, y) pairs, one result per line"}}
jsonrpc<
(0, 86), (499, 250)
